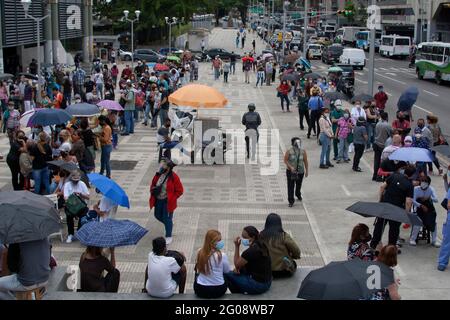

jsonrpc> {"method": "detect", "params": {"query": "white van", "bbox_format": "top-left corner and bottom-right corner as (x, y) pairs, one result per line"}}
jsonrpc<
(339, 48), (366, 69)
(379, 35), (411, 58)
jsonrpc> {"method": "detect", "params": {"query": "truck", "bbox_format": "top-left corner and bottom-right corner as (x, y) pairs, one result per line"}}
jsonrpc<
(336, 27), (367, 46)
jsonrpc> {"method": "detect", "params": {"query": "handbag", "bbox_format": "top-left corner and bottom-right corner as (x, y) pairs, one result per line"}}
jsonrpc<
(65, 193), (88, 217)
(151, 174), (170, 197)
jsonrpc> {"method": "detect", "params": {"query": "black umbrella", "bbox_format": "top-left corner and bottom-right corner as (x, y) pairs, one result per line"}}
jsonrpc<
(304, 72), (322, 80)
(0, 191), (61, 244)
(431, 144), (450, 158)
(351, 94), (374, 103)
(281, 73), (300, 82)
(48, 160), (79, 172)
(66, 103), (100, 117)
(19, 72), (38, 80)
(298, 259), (394, 300)
(346, 201), (423, 226)
(324, 91), (348, 101)
(0, 73), (14, 81)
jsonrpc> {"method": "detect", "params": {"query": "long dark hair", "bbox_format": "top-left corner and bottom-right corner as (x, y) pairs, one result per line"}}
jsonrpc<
(244, 226), (269, 257)
(260, 213), (286, 243)
(349, 223), (369, 245)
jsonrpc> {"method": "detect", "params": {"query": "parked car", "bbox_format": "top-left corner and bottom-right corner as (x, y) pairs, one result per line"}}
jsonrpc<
(119, 49), (133, 61)
(339, 48), (366, 70)
(201, 48), (240, 61)
(133, 49), (165, 62)
(322, 44), (343, 64)
(159, 47), (180, 56)
(289, 37), (302, 50)
(306, 43), (323, 60)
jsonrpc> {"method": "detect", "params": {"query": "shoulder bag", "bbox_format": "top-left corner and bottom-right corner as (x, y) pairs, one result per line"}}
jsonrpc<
(151, 174), (170, 197)
(65, 193), (88, 217)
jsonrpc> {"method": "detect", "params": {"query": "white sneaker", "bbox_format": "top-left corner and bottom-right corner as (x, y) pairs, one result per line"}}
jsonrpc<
(66, 235), (73, 244)
(409, 239), (417, 246)
(165, 237), (173, 245)
(432, 241), (441, 248)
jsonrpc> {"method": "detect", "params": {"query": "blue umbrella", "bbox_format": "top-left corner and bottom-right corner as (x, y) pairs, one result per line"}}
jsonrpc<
(297, 57), (311, 70)
(389, 147), (433, 163)
(28, 108), (72, 127)
(147, 62), (156, 69)
(75, 219), (148, 247)
(66, 103), (100, 117)
(397, 86), (419, 112)
(87, 173), (130, 208)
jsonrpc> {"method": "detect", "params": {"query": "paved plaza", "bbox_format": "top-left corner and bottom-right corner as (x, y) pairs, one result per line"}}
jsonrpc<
(1, 28), (450, 299)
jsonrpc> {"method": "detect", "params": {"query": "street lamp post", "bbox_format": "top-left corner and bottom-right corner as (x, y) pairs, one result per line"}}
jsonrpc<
(303, 0), (309, 57)
(282, 1), (290, 58)
(21, 0), (50, 103)
(123, 9), (141, 70)
(165, 17), (178, 56)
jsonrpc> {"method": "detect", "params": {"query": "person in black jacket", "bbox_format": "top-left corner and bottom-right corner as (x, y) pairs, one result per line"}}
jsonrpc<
(242, 103), (262, 160)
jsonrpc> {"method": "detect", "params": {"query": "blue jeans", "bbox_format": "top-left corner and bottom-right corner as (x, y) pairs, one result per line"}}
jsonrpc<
(100, 144), (113, 178)
(338, 137), (350, 161)
(124, 110), (134, 134)
(256, 72), (264, 86)
(96, 83), (104, 100)
(112, 133), (118, 148)
(319, 133), (331, 165)
(32, 167), (50, 195)
(224, 272), (271, 295)
(214, 68), (220, 80)
(366, 123), (376, 149)
(143, 102), (151, 123)
(159, 108), (169, 127)
(438, 213), (450, 268)
(280, 94), (290, 111)
(154, 198), (173, 237)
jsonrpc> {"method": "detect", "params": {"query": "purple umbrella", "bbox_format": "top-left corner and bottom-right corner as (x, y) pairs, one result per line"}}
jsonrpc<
(97, 100), (124, 111)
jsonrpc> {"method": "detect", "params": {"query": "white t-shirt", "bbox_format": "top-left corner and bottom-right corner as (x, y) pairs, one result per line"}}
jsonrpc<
(196, 252), (230, 286)
(351, 107), (367, 121)
(63, 181), (90, 199)
(146, 252), (181, 298)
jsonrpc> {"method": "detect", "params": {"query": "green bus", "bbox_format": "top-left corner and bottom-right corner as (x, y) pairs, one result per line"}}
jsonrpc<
(415, 42), (450, 85)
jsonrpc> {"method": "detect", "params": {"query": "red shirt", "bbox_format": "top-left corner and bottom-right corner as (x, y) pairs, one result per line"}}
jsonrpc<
(121, 68), (132, 79)
(54, 92), (64, 109)
(278, 83), (291, 95)
(149, 171), (183, 213)
(374, 92), (388, 110)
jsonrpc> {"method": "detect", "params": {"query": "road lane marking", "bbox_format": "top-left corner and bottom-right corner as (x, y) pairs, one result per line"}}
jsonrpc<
(356, 79), (368, 84)
(361, 157), (373, 172)
(356, 72), (364, 76)
(375, 73), (407, 85)
(385, 72), (397, 76)
(341, 185), (351, 197)
(413, 104), (432, 114)
(423, 90), (439, 97)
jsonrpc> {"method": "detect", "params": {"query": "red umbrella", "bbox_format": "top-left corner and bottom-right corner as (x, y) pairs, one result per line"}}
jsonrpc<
(154, 63), (170, 72)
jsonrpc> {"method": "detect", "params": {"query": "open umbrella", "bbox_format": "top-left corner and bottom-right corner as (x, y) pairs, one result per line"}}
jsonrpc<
(66, 103), (100, 117)
(0, 73), (14, 81)
(87, 173), (130, 208)
(154, 63), (170, 72)
(296, 57), (311, 70)
(397, 86), (419, 112)
(0, 191), (61, 244)
(328, 66), (344, 73)
(281, 73), (300, 82)
(20, 109), (36, 128)
(351, 94), (374, 103)
(346, 201), (423, 226)
(262, 53), (273, 60)
(28, 108), (72, 127)
(75, 219), (148, 247)
(388, 147), (433, 163)
(146, 62), (156, 70)
(47, 160), (79, 172)
(19, 72), (38, 80)
(167, 55), (181, 63)
(303, 72), (322, 80)
(169, 84), (228, 108)
(324, 91), (348, 101)
(431, 144), (450, 158)
(97, 100), (124, 111)
(298, 259), (394, 300)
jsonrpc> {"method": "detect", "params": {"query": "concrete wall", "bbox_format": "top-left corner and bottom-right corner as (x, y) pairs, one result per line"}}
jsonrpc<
(176, 31), (209, 52)
(21, 40), (73, 70)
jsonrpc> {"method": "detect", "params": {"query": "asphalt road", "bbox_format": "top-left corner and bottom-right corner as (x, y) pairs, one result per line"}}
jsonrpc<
(311, 51), (450, 137)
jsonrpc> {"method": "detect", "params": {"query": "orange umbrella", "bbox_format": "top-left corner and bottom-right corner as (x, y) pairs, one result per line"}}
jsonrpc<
(168, 84), (228, 108)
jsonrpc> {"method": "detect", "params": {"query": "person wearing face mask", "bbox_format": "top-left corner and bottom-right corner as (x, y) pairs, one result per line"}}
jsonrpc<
(297, 89), (310, 131)
(63, 170), (90, 243)
(331, 100), (344, 161)
(352, 117), (368, 172)
(242, 103), (262, 160)
(224, 226), (272, 295)
(370, 164), (414, 253)
(374, 85), (388, 111)
(403, 136), (413, 147)
(410, 176), (440, 247)
(260, 213), (301, 278)
(277, 80), (291, 112)
(347, 223), (376, 261)
(284, 137), (309, 207)
(392, 111), (411, 141)
(2, 102), (20, 141)
(335, 109), (354, 163)
(350, 100), (367, 122)
(318, 108), (334, 169)
(193, 230), (230, 298)
(6, 130), (27, 190)
(149, 158), (184, 245)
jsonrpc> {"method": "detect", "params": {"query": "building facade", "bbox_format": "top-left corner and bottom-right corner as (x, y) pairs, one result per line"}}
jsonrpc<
(0, 0), (94, 74)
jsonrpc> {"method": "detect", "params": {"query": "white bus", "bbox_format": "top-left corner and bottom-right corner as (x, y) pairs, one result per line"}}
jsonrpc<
(379, 35), (411, 58)
(415, 42), (450, 85)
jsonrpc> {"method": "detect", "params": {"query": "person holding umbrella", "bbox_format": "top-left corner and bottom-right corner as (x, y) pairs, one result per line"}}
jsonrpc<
(149, 158), (184, 245)
(370, 164), (415, 253)
(79, 246), (120, 293)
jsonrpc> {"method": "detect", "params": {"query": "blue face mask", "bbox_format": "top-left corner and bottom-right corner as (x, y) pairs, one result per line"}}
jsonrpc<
(215, 240), (225, 250)
(241, 238), (250, 247)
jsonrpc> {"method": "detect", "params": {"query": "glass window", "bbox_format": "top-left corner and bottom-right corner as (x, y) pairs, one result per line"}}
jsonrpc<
(395, 38), (410, 46)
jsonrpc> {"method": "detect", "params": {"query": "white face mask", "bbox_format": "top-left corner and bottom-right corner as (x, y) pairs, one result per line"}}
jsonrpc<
(295, 140), (301, 149)
(420, 182), (429, 190)
(356, 104), (361, 109)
